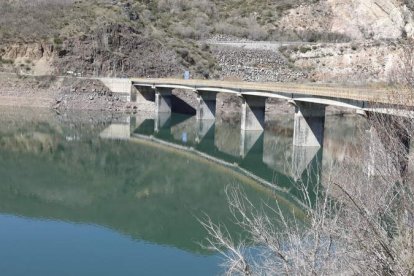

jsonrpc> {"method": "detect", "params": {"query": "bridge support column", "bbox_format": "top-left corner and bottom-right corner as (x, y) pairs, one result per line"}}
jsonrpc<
(155, 88), (172, 114)
(196, 91), (217, 120)
(241, 95), (266, 131)
(293, 102), (326, 147)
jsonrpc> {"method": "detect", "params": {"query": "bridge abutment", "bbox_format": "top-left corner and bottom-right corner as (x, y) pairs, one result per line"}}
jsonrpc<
(241, 95), (266, 131)
(293, 102), (326, 147)
(100, 78), (132, 102)
(196, 91), (217, 120)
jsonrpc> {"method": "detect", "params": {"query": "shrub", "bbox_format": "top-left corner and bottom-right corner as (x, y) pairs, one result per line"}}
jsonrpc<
(53, 36), (63, 45)
(172, 24), (197, 39)
(299, 46), (311, 53)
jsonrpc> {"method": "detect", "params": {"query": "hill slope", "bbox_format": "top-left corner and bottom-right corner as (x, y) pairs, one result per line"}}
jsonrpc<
(0, 0), (413, 82)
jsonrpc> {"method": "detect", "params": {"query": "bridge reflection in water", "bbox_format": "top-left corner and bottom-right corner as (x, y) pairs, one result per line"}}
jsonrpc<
(0, 109), (306, 257)
(100, 112), (363, 201)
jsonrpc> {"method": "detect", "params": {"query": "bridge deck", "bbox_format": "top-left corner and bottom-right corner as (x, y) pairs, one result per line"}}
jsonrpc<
(131, 78), (411, 106)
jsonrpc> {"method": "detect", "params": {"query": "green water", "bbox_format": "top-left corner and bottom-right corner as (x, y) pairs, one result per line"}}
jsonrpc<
(0, 107), (364, 275)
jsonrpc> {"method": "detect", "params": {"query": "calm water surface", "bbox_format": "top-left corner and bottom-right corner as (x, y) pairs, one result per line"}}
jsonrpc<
(0, 107), (365, 275)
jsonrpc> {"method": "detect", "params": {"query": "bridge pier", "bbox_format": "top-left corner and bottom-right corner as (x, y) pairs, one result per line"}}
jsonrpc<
(155, 88), (173, 114)
(196, 91), (217, 120)
(293, 102), (326, 147)
(241, 95), (266, 131)
(132, 85), (156, 111)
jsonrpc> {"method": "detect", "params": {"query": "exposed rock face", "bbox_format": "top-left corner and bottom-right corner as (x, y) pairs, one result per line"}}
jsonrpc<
(0, 42), (54, 75)
(329, 0), (414, 40)
(55, 24), (183, 78)
(289, 41), (401, 83)
(0, 24), (185, 78)
(280, 0), (414, 40)
(1, 42), (53, 61)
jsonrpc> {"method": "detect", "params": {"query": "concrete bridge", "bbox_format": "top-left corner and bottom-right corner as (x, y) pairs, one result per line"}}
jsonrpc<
(101, 77), (410, 149)
(98, 78), (413, 198)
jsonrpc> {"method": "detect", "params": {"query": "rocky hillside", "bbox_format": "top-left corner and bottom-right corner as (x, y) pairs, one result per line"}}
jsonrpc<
(0, 0), (413, 83)
(280, 0), (414, 40)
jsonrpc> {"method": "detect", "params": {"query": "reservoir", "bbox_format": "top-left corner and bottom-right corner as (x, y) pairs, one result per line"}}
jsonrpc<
(0, 107), (364, 275)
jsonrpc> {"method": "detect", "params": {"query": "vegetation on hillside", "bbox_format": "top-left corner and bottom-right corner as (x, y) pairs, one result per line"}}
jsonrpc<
(0, 0), (359, 78)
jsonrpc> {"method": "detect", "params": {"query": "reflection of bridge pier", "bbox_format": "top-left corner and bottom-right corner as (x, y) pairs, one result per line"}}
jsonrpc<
(154, 112), (171, 134)
(292, 146), (322, 181)
(262, 126), (292, 177)
(214, 122), (264, 160)
(99, 117), (131, 140)
(240, 130), (264, 159)
(129, 112), (172, 136)
(169, 116), (214, 146)
(214, 122), (241, 158)
(195, 119), (215, 144)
